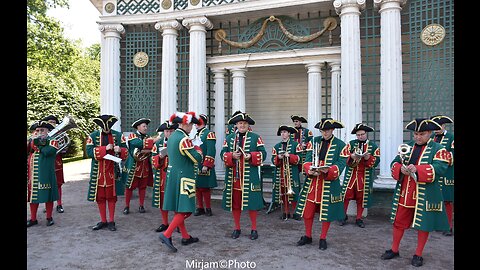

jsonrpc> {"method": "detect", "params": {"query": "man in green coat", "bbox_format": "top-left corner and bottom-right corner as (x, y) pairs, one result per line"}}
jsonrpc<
(430, 115), (454, 236)
(193, 114), (218, 217)
(221, 112), (267, 240)
(27, 120), (58, 227)
(295, 118), (348, 250)
(159, 112), (204, 253)
(340, 123), (380, 228)
(381, 118), (450, 267)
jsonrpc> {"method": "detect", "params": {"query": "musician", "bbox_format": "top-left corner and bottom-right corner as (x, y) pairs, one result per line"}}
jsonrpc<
(122, 118), (155, 214)
(381, 118), (450, 267)
(27, 120), (59, 227)
(271, 125), (303, 220)
(86, 115), (128, 231)
(221, 112), (267, 240)
(225, 110), (252, 135)
(42, 115), (66, 213)
(340, 123), (380, 228)
(159, 112), (204, 253)
(193, 114), (218, 217)
(290, 115), (313, 175)
(295, 118), (348, 250)
(430, 115), (454, 236)
(151, 120), (178, 232)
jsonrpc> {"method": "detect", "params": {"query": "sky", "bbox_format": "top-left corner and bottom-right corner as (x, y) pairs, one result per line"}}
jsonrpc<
(47, 0), (101, 48)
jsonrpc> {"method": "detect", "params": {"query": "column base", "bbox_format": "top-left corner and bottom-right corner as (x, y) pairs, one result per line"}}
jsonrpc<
(373, 175), (396, 190)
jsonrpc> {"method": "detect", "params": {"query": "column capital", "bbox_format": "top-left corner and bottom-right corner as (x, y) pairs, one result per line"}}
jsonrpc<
(373, 0), (407, 12)
(182, 16), (213, 31)
(212, 68), (226, 77)
(333, 0), (366, 15)
(155, 20), (182, 33)
(305, 62), (324, 73)
(231, 68), (247, 77)
(329, 61), (341, 71)
(98, 23), (125, 36)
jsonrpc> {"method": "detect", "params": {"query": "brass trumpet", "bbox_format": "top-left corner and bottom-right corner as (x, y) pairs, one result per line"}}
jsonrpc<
(398, 143), (417, 181)
(278, 150), (294, 195)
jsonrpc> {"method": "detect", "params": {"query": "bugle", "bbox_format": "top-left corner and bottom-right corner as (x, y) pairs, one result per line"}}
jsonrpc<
(398, 143), (417, 181)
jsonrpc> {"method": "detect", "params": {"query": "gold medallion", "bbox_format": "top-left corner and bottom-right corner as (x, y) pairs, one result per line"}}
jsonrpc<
(133, 52), (149, 68)
(190, 0), (201, 6)
(421, 24), (445, 46)
(104, 2), (115, 14)
(162, 0), (172, 10)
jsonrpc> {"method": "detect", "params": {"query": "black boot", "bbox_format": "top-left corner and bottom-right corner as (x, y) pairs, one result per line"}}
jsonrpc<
(411, 255), (424, 267)
(46, 217), (54, 226)
(339, 215), (348, 226)
(231, 229), (241, 239)
(355, 219), (365, 228)
(156, 224), (169, 232)
(443, 228), (453, 236)
(92, 222), (107, 230)
(296, 236), (312, 246)
(108, 222), (117, 231)
(205, 208), (212, 216)
(194, 208), (205, 216)
(181, 236), (199, 245)
(26, 219), (38, 228)
(56, 205), (64, 213)
(250, 230), (258, 240)
(319, 239), (327, 250)
(138, 206), (146, 213)
(159, 233), (177, 252)
(123, 207), (130, 215)
(381, 249), (400, 260)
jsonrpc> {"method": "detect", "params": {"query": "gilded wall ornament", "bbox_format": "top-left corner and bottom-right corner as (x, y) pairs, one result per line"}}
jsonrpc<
(162, 0), (172, 10)
(104, 2), (115, 14)
(133, 52), (149, 68)
(421, 24), (445, 46)
(190, 0), (201, 6)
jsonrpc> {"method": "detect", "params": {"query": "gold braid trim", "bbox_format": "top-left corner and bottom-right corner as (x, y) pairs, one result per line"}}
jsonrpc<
(215, 16), (337, 48)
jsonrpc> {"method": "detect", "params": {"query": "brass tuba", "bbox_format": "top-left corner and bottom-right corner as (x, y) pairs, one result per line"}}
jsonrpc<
(48, 115), (78, 154)
(133, 147), (151, 161)
(397, 143), (417, 181)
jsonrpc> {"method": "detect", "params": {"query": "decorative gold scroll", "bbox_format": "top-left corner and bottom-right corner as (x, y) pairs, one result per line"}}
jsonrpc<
(215, 16), (337, 49)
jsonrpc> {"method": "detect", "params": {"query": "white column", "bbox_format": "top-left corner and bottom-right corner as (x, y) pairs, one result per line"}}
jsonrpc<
(306, 63), (323, 137)
(155, 20), (182, 121)
(333, 0), (365, 143)
(99, 24), (125, 131)
(231, 68), (247, 112)
(374, 0), (407, 189)
(182, 17), (213, 115)
(329, 61), (342, 138)
(212, 69), (226, 174)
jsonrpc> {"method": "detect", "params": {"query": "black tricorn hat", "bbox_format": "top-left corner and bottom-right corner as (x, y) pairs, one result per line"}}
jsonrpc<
(351, 123), (375, 134)
(314, 118), (344, 130)
(277, 125), (298, 136)
(231, 110), (243, 118)
(35, 120), (55, 131)
(29, 121), (39, 131)
(405, 118), (442, 132)
(228, 112), (255, 125)
(430, 115), (453, 125)
(42, 115), (60, 124)
(199, 114), (208, 125)
(169, 112), (204, 125)
(92, 115), (118, 131)
(156, 121), (179, 132)
(132, 118), (151, 129)
(291, 115), (307, 123)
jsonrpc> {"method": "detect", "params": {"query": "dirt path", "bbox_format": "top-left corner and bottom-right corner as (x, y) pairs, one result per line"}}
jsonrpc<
(27, 159), (454, 269)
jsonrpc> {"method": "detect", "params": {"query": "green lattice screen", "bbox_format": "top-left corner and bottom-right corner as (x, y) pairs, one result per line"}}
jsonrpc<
(177, 28), (190, 112)
(402, 0), (454, 140)
(120, 24), (162, 134)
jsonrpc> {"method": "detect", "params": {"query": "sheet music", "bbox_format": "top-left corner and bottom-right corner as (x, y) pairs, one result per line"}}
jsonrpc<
(104, 154), (122, 164)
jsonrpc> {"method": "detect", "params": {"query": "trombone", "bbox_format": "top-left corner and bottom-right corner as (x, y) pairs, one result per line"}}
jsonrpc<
(279, 150), (294, 196)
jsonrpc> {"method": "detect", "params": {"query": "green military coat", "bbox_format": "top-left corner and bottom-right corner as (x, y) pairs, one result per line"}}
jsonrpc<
(151, 134), (167, 208)
(270, 139), (302, 203)
(196, 127), (218, 188)
(221, 131), (267, 211)
(389, 139), (450, 232)
(27, 138), (59, 203)
(341, 139), (380, 208)
(431, 131), (454, 201)
(162, 129), (203, 213)
(295, 136), (348, 221)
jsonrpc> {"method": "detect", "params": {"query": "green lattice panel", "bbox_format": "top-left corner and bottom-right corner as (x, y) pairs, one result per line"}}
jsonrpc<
(174, 0), (188, 10)
(177, 28), (190, 112)
(117, 0), (160, 15)
(120, 25), (162, 134)
(402, 0), (454, 140)
(203, 0), (245, 7)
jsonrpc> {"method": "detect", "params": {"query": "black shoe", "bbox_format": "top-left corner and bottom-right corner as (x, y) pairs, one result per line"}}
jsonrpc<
(205, 208), (212, 216)
(159, 233), (177, 252)
(319, 239), (327, 250)
(194, 208), (205, 216)
(46, 217), (54, 226)
(176, 227), (181, 233)
(355, 219), (365, 228)
(443, 228), (453, 236)
(231, 229), (241, 239)
(280, 213), (287, 220)
(56, 205), (64, 213)
(108, 222), (117, 231)
(181, 236), (199, 245)
(156, 224), (169, 232)
(292, 214), (302, 221)
(250, 230), (258, 240)
(138, 206), (146, 213)
(339, 216), (348, 226)
(26, 219), (38, 228)
(92, 222), (107, 230)
(296, 236), (313, 246)
(411, 255), (424, 267)
(381, 249), (400, 260)
(123, 207), (130, 215)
